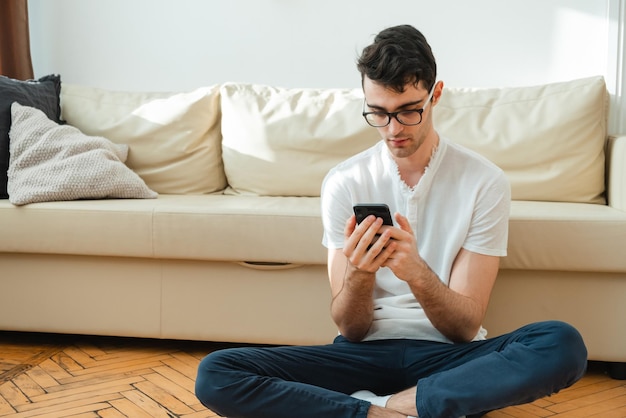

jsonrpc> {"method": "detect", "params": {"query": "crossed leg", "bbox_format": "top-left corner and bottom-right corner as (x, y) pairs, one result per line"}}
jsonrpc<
(196, 321), (586, 418)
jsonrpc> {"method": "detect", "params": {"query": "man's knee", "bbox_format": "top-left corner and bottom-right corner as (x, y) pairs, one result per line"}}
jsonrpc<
(541, 321), (588, 380)
(195, 350), (237, 412)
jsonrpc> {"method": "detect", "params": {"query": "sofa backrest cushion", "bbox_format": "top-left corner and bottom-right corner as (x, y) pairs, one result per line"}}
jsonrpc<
(221, 76), (607, 204)
(220, 83), (380, 196)
(60, 84), (226, 194)
(435, 76), (608, 204)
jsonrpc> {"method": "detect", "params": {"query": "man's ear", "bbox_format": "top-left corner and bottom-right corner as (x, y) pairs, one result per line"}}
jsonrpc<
(432, 80), (445, 106)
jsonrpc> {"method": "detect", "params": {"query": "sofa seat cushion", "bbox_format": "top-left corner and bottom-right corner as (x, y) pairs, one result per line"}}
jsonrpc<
(0, 198), (157, 257)
(504, 201), (626, 272)
(152, 195), (324, 264)
(0, 195), (326, 264)
(1, 197), (624, 272)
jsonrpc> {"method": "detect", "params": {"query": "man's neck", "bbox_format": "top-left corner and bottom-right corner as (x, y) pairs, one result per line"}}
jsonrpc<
(394, 133), (440, 188)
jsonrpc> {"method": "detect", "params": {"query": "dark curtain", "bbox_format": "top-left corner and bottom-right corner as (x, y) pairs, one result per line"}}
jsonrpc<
(0, 0), (34, 80)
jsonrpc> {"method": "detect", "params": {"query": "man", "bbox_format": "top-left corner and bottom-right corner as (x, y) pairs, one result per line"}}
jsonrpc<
(195, 24), (587, 418)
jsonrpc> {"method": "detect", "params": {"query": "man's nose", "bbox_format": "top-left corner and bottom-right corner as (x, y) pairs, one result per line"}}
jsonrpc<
(387, 117), (404, 135)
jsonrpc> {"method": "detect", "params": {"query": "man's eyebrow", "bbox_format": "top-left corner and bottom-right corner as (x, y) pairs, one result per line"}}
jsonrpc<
(365, 99), (423, 111)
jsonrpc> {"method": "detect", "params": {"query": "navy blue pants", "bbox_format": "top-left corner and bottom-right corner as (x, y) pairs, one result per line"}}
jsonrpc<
(195, 321), (587, 418)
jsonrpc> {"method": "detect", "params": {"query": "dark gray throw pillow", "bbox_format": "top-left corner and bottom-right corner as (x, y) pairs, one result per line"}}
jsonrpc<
(0, 74), (62, 198)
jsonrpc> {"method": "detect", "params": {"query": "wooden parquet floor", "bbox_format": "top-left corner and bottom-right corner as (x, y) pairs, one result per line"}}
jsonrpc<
(0, 331), (624, 418)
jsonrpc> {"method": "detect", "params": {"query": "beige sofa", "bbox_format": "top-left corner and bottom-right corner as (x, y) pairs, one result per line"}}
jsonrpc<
(1, 76), (625, 376)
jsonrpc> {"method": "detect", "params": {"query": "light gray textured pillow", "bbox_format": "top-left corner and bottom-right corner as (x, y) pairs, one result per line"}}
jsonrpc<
(7, 102), (157, 205)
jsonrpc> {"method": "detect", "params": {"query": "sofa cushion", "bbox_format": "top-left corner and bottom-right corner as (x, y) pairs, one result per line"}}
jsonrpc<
(0, 195), (325, 263)
(151, 198), (626, 271)
(503, 201), (626, 272)
(60, 84), (225, 195)
(0, 74), (62, 199)
(220, 83), (380, 196)
(0, 198), (157, 257)
(435, 76), (607, 204)
(152, 194), (324, 263)
(7, 103), (157, 205)
(221, 77), (607, 204)
(2, 196), (624, 273)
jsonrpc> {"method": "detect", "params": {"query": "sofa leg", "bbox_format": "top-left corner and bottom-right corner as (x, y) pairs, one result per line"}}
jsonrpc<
(607, 362), (626, 380)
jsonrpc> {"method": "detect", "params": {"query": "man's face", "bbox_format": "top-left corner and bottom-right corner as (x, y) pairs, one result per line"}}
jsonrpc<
(362, 77), (437, 160)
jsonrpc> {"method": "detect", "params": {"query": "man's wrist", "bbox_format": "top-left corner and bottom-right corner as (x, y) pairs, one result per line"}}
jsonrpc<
(406, 258), (437, 288)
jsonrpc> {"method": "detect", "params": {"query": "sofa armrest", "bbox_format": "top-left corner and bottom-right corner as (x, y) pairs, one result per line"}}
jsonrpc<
(606, 135), (626, 211)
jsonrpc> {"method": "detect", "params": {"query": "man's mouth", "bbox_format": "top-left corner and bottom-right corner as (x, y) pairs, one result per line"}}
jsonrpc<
(388, 137), (409, 146)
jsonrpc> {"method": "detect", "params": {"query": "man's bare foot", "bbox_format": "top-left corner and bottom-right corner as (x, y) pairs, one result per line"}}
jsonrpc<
(386, 387), (418, 416)
(366, 404), (408, 417)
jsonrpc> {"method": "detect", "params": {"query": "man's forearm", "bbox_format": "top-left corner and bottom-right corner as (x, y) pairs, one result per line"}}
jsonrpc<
(330, 269), (377, 342)
(406, 264), (483, 343)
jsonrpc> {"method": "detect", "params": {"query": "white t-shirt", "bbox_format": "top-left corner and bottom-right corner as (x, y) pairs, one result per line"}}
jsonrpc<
(321, 136), (511, 343)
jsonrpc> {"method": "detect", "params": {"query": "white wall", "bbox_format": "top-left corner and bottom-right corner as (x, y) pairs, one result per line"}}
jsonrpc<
(28, 0), (626, 133)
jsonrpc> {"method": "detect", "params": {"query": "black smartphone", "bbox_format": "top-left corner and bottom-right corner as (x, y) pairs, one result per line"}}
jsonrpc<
(353, 203), (394, 226)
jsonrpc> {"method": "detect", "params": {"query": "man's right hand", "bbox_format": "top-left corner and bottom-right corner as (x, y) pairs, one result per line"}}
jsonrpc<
(324, 214), (394, 341)
(343, 214), (397, 273)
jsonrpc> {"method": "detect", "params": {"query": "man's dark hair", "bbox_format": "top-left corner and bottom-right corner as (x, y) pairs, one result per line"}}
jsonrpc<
(357, 25), (437, 94)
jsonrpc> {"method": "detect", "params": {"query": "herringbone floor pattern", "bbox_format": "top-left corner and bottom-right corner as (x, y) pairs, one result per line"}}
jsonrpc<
(0, 332), (223, 418)
(0, 331), (625, 417)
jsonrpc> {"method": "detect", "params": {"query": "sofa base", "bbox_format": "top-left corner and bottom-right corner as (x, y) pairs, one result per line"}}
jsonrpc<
(0, 253), (163, 338)
(484, 269), (626, 363)
(159, 258), (337, 345)
(0, 253), (338, 346)
(2, 253), (625, 363)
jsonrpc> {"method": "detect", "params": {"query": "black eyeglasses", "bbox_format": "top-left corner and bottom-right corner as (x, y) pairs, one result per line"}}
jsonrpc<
(362, 84), (436, 128)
